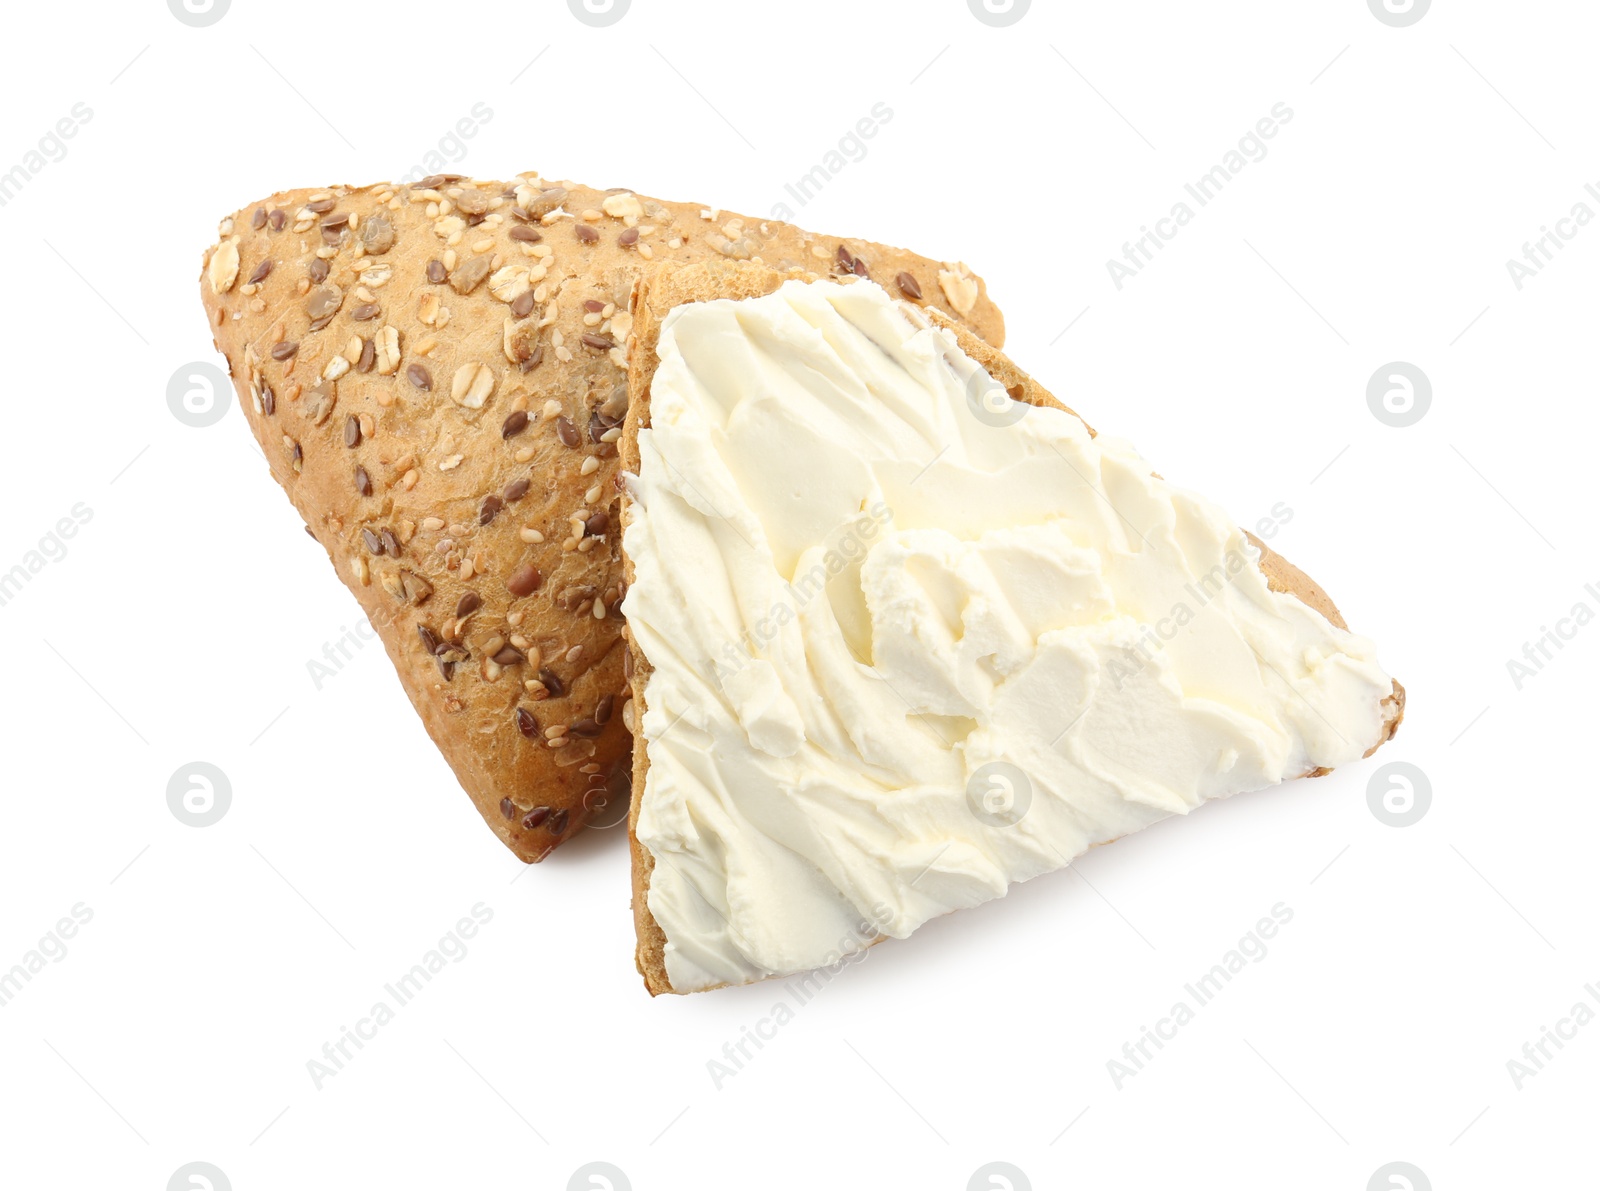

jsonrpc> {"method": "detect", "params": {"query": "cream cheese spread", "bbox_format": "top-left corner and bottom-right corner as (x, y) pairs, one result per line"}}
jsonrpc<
(622, 278), (1392, 992)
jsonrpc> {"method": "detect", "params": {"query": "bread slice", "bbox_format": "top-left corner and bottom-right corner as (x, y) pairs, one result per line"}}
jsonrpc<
(621, 261), (1404, 994)
(197, 174), (1005, 863)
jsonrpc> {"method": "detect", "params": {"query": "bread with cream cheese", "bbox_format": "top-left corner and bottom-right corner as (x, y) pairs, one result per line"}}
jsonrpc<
(620, 260), (1404, 994)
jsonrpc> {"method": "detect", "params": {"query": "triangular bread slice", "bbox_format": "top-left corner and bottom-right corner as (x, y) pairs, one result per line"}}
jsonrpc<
(620, 261), (1404, 994)
(198, 174), (1004, 863)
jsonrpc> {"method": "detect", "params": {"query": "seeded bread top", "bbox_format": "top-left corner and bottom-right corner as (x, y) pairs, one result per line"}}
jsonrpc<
(199, 173), (1006, 862)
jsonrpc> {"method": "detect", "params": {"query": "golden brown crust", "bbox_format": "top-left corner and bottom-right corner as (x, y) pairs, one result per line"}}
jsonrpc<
(623, 261), (1403, 994)
(198, 175), (1006, 864)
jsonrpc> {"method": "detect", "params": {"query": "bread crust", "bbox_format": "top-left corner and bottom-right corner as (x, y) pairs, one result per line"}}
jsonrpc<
(621, 260), (1404, 993)
(198, 176), (1005, 863)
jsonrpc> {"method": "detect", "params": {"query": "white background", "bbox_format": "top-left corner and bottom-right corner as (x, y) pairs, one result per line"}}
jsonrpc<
(0, 1), (1593, 1188)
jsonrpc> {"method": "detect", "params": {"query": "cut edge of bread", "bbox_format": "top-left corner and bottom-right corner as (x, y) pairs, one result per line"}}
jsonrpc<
(620, 259), (1405, 996)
